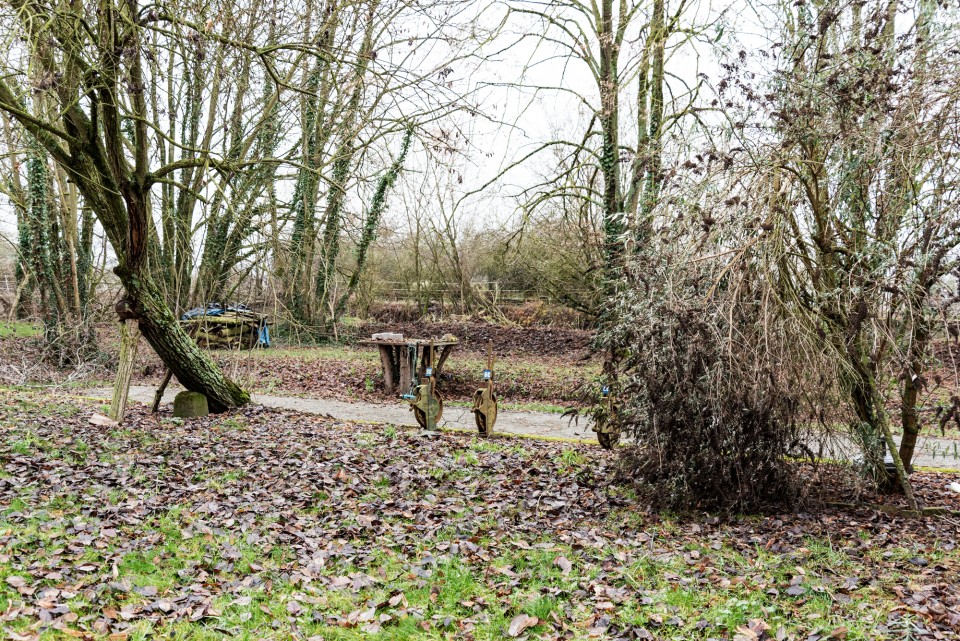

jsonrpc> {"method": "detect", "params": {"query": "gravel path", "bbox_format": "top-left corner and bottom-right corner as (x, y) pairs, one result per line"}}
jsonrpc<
(83, 385), (960, 470)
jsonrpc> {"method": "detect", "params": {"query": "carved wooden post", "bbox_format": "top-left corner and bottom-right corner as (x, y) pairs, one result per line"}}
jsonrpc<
(378, 345), (395, 394)
(110, 314), (141, 422)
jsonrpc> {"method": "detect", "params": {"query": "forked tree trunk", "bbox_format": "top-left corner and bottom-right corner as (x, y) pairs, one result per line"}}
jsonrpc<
(110, 319), (140, 422)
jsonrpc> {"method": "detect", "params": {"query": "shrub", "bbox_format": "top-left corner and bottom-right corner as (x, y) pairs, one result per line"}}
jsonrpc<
(602, 259), (813, 512)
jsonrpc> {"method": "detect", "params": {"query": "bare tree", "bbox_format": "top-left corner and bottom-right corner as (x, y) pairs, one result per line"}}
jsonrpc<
(0, 0), (321, 409)
(277, 0), (501, 333)
(501, 0), (704, 297)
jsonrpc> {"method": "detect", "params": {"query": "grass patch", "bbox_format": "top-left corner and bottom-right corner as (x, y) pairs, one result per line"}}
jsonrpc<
(0, 321), (41, 339)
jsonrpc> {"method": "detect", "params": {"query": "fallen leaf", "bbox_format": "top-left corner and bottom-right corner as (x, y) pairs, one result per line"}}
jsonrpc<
(88, 413), (119, 427)
(286, 600), (303, 616)
(508, 613), (538, 637)
(4, 576), (27, 588)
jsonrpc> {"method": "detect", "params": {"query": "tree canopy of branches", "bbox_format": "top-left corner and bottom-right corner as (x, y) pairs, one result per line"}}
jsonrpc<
(0, 0), (496, 405)
(503, 0), (703, 303)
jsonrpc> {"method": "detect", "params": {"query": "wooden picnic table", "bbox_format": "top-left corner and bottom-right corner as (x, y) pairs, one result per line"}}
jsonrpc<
(359, 337), (458, 396)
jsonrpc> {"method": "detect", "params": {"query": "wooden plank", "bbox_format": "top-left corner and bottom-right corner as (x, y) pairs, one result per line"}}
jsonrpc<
(151, 368), (173, 413)
(378, 345), (395, 395)
(435, 345), (454, 375)
(399, 345), (412, 394)
(110, 319), (141, 423)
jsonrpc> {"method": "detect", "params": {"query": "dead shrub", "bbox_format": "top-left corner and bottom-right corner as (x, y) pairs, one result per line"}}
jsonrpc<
(502, 301), (589, 328)
(602, 259), (815, 512)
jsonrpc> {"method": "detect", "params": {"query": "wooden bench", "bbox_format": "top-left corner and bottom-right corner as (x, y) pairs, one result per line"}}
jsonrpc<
(359, 337), (458, 395)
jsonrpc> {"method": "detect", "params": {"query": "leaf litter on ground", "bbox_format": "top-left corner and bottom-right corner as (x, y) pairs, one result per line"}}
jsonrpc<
(0, 388), (958, 640)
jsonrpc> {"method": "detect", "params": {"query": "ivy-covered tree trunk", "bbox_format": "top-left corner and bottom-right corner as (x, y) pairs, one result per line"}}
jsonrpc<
(334, 125), (414, 320)
(76, 206), (95, 309)
(596, 0), (623, 289)
(287, 54), (332, 325)
(22, 142), (96, 365)
(193, 31), (281, 306)
(25, 146), (64, 328)
(314, 2), (379, 330)
(13, 185), (33, 319)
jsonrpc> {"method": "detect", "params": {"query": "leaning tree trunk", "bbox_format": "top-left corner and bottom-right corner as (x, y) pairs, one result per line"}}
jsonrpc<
(0, 0), (250, 413)
(118, 269), (250, 413)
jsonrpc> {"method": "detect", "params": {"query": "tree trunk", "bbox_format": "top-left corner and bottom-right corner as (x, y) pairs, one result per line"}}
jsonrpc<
(597, 0), (623, 287)
(848, 362), (887, 481)
(875, 388), (918, 510)
(334, 125), (414, 321)
(899, 360), (921, 471)
(152, 368), (173, 413)
(123, 273), (250, 413)
(898, 277), (933, 472)
(110, 319), (140, 422)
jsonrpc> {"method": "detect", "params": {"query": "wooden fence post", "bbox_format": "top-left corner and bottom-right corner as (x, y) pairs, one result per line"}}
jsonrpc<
(110, 319), (141, 423)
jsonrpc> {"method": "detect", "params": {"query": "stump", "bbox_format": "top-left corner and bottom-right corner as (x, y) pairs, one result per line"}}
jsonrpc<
(173, 391), (209, 418)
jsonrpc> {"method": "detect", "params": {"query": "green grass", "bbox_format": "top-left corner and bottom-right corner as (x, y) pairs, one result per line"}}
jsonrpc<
(0, 470), (934, 640)
(557, 448), (586, 466)
(0, 321), (41, 339)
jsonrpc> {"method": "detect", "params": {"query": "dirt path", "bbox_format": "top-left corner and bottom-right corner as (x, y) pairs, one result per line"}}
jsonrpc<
(83, 385), (960, 470)
(83, 386), (596, 440)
